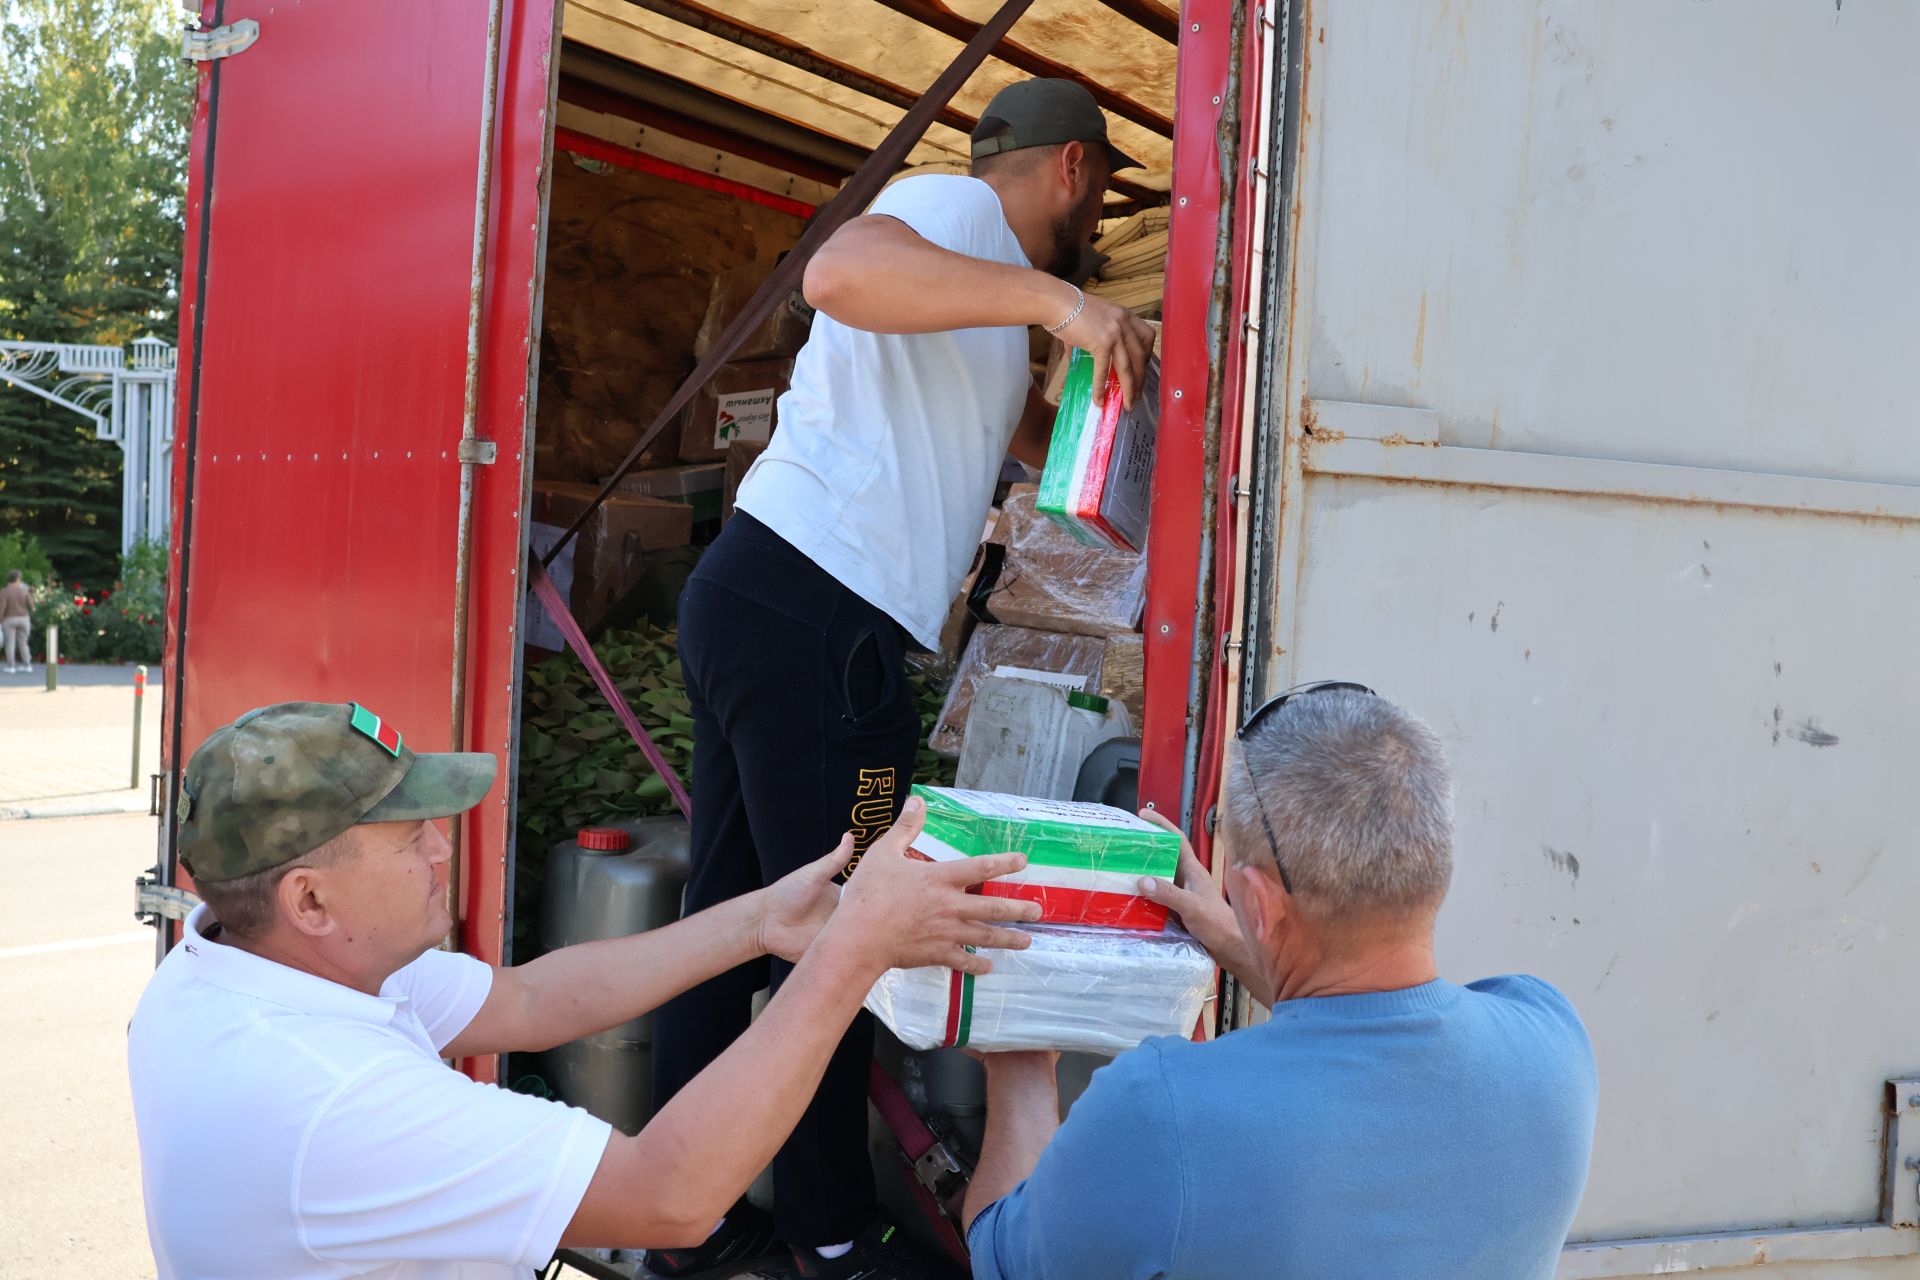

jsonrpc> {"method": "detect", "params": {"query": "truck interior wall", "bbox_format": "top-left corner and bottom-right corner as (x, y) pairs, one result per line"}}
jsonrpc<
(533, 154), (804, 485)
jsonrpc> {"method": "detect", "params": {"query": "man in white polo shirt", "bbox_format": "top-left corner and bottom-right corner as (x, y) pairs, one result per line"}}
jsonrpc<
(127, 700), (1039, 1278)
(650, 78), (1159, 1280)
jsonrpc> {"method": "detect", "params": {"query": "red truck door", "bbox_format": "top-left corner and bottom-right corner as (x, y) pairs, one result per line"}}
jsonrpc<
(160, 0), (558, 981)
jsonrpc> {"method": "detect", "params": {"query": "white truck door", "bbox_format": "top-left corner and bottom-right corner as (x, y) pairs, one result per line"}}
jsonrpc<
(1244, 3), (1920, 1275)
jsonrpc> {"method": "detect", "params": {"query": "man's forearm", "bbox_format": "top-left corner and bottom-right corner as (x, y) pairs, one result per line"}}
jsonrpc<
(804, 218), (1075, 335)
(563, 930), (884, 1247)
(962, 1058), (1061, 1230)
(493, 892), (765, 1053)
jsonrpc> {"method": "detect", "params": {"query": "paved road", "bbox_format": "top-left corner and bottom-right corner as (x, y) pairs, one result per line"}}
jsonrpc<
(0, 811), (161, 1277)
(0, 664), (162, 816)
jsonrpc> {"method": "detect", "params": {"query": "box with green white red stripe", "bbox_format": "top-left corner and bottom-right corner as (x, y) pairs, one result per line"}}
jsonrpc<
(864, 922), (1215, 1054)
(906, 785), (1180, 930)
(1036, 349), (1160, 553)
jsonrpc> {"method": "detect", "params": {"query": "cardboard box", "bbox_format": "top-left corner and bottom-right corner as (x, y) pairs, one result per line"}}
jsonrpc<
(607, 462), (725, 526)
(930, 624), (1106, 759)
(529, 481), (694, 632)
(680, 357), (793, 464)
(1099, 633), (1145, 727)
(1038, 351), (1159, 553)
(723, 439), (768, 524)
(977, 485), (1145, 637)
(694, 257), (813, 363)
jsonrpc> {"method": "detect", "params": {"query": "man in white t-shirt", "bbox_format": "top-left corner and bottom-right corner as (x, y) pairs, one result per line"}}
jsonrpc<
(128, 700), (1039, 1278)
(649, 79), (1159, 1280)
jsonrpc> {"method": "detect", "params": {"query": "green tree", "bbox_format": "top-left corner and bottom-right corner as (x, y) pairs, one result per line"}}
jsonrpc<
(0, 0), (191, 587)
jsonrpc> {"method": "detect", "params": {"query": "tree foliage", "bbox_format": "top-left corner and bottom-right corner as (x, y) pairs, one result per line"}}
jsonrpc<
(0, 0), (191, 587)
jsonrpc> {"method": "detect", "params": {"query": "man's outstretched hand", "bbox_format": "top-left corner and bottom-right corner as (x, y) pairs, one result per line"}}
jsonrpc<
(828, 795), (1042, 977)
(755, 833), (852, 963)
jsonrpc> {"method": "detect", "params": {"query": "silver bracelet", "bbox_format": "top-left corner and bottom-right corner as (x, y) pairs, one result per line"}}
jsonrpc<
(1044, 286), (1086, 335)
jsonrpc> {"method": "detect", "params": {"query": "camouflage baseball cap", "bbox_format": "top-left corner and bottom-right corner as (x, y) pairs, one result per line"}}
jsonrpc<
(177, 701), (498, 883)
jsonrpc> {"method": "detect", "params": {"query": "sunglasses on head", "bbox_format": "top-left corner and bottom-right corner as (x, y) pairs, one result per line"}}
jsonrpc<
(1233, 680), (1377, 893)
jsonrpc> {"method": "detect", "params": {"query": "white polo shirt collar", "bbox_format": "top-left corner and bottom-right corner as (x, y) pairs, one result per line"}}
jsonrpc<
(178, 902), (407, 1030)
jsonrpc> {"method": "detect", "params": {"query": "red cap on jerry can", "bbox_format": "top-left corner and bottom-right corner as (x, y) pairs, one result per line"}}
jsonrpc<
(576, 827), (632, 852)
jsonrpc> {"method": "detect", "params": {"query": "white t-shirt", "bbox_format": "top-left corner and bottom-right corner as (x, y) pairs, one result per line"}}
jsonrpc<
(736, 174), (1034, 649)
(128, 905), (612, 1279)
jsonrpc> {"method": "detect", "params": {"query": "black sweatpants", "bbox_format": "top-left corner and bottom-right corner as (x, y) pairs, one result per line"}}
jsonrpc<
(651, 513), (920, 1248)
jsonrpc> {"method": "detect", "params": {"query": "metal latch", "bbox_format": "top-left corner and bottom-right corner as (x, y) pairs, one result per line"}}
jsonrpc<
(457, 439), (498, 465)
(183, 19), (260, 62)
(135, 875), (201, 925)
(911, 1140), (967, 1200)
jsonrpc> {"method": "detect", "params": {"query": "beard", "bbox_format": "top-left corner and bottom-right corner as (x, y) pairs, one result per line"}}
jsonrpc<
(1043, 212), (1084, 279)
(1042, 185), (1107, 280)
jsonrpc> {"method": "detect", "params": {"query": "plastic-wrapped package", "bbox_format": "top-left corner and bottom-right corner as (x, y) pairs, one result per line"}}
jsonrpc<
(953, 678), (1133, 804)
(1038, 350), (1160, 553)
(977, 485), (1145, 638)
(910, 786), (1177, 929)
(864, 923), (1215, 1055)
(929, 625), (1106, 759)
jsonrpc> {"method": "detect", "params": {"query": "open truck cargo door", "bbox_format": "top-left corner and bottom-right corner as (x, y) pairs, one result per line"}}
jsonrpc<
(1239, 3), (1920, 1275)
(158, 0), (560, 1003)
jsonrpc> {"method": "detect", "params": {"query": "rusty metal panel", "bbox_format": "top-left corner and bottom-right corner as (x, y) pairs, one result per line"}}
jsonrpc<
(1243, 0), (1920, 1272)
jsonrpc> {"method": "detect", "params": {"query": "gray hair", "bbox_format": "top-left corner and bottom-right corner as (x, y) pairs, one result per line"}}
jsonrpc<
(195, 829), (354, 939)
(1224, 689), (1454, 920)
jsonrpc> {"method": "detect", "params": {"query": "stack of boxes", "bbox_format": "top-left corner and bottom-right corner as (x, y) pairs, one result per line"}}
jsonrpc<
(531, 254), (813, 656)
(864, 785), (1214, 1054)
(930, 483), (1148, 770)
(677, 255), (808, 485)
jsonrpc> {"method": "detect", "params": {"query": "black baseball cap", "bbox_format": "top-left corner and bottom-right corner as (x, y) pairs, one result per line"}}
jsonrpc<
(971, 79), (1141, 172)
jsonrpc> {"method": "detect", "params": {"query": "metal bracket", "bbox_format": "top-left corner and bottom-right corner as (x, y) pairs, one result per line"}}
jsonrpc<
(182, 19), (260, 62)
(457, 438), (498, 465)
(134, 875), (200, 925)
(1889, 1080), (1920, 1229)
(911, 1140), (966, 1201)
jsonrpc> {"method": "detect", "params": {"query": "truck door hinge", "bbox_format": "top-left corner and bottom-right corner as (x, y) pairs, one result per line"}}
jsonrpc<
(135, 874), (201, 925)
(183, 19), (260, 62)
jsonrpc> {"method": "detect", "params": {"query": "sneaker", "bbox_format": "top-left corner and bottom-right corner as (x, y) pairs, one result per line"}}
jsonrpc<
(780, 1214), (961, 1280)
(643, 1202), (779, 1277)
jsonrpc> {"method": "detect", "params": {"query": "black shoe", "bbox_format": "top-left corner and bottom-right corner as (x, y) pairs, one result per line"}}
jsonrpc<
(782, 1213), (960, 1280)
(643, 1202), (779, 1277)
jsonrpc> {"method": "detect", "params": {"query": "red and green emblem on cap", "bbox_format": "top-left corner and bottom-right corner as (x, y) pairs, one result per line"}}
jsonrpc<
(348, 702), (403, 758)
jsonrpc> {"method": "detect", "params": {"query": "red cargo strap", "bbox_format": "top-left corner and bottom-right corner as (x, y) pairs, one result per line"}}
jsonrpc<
(870, 1062), (972, 1267)
(529, 558), (693, 820)
(540, 0), (1039, 568)
(869, 1059), (939, 1163)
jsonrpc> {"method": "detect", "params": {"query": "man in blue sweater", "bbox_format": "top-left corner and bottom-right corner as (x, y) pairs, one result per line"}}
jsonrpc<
(962, 684), (1597, 1279)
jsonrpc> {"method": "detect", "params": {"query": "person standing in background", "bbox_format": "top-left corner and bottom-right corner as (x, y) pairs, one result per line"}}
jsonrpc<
(1, 570), (32, 674)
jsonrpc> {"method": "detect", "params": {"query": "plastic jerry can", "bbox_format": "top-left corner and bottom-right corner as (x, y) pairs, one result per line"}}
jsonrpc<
(954, 674), (1133, 800)
(539, 816), (691, 1134)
